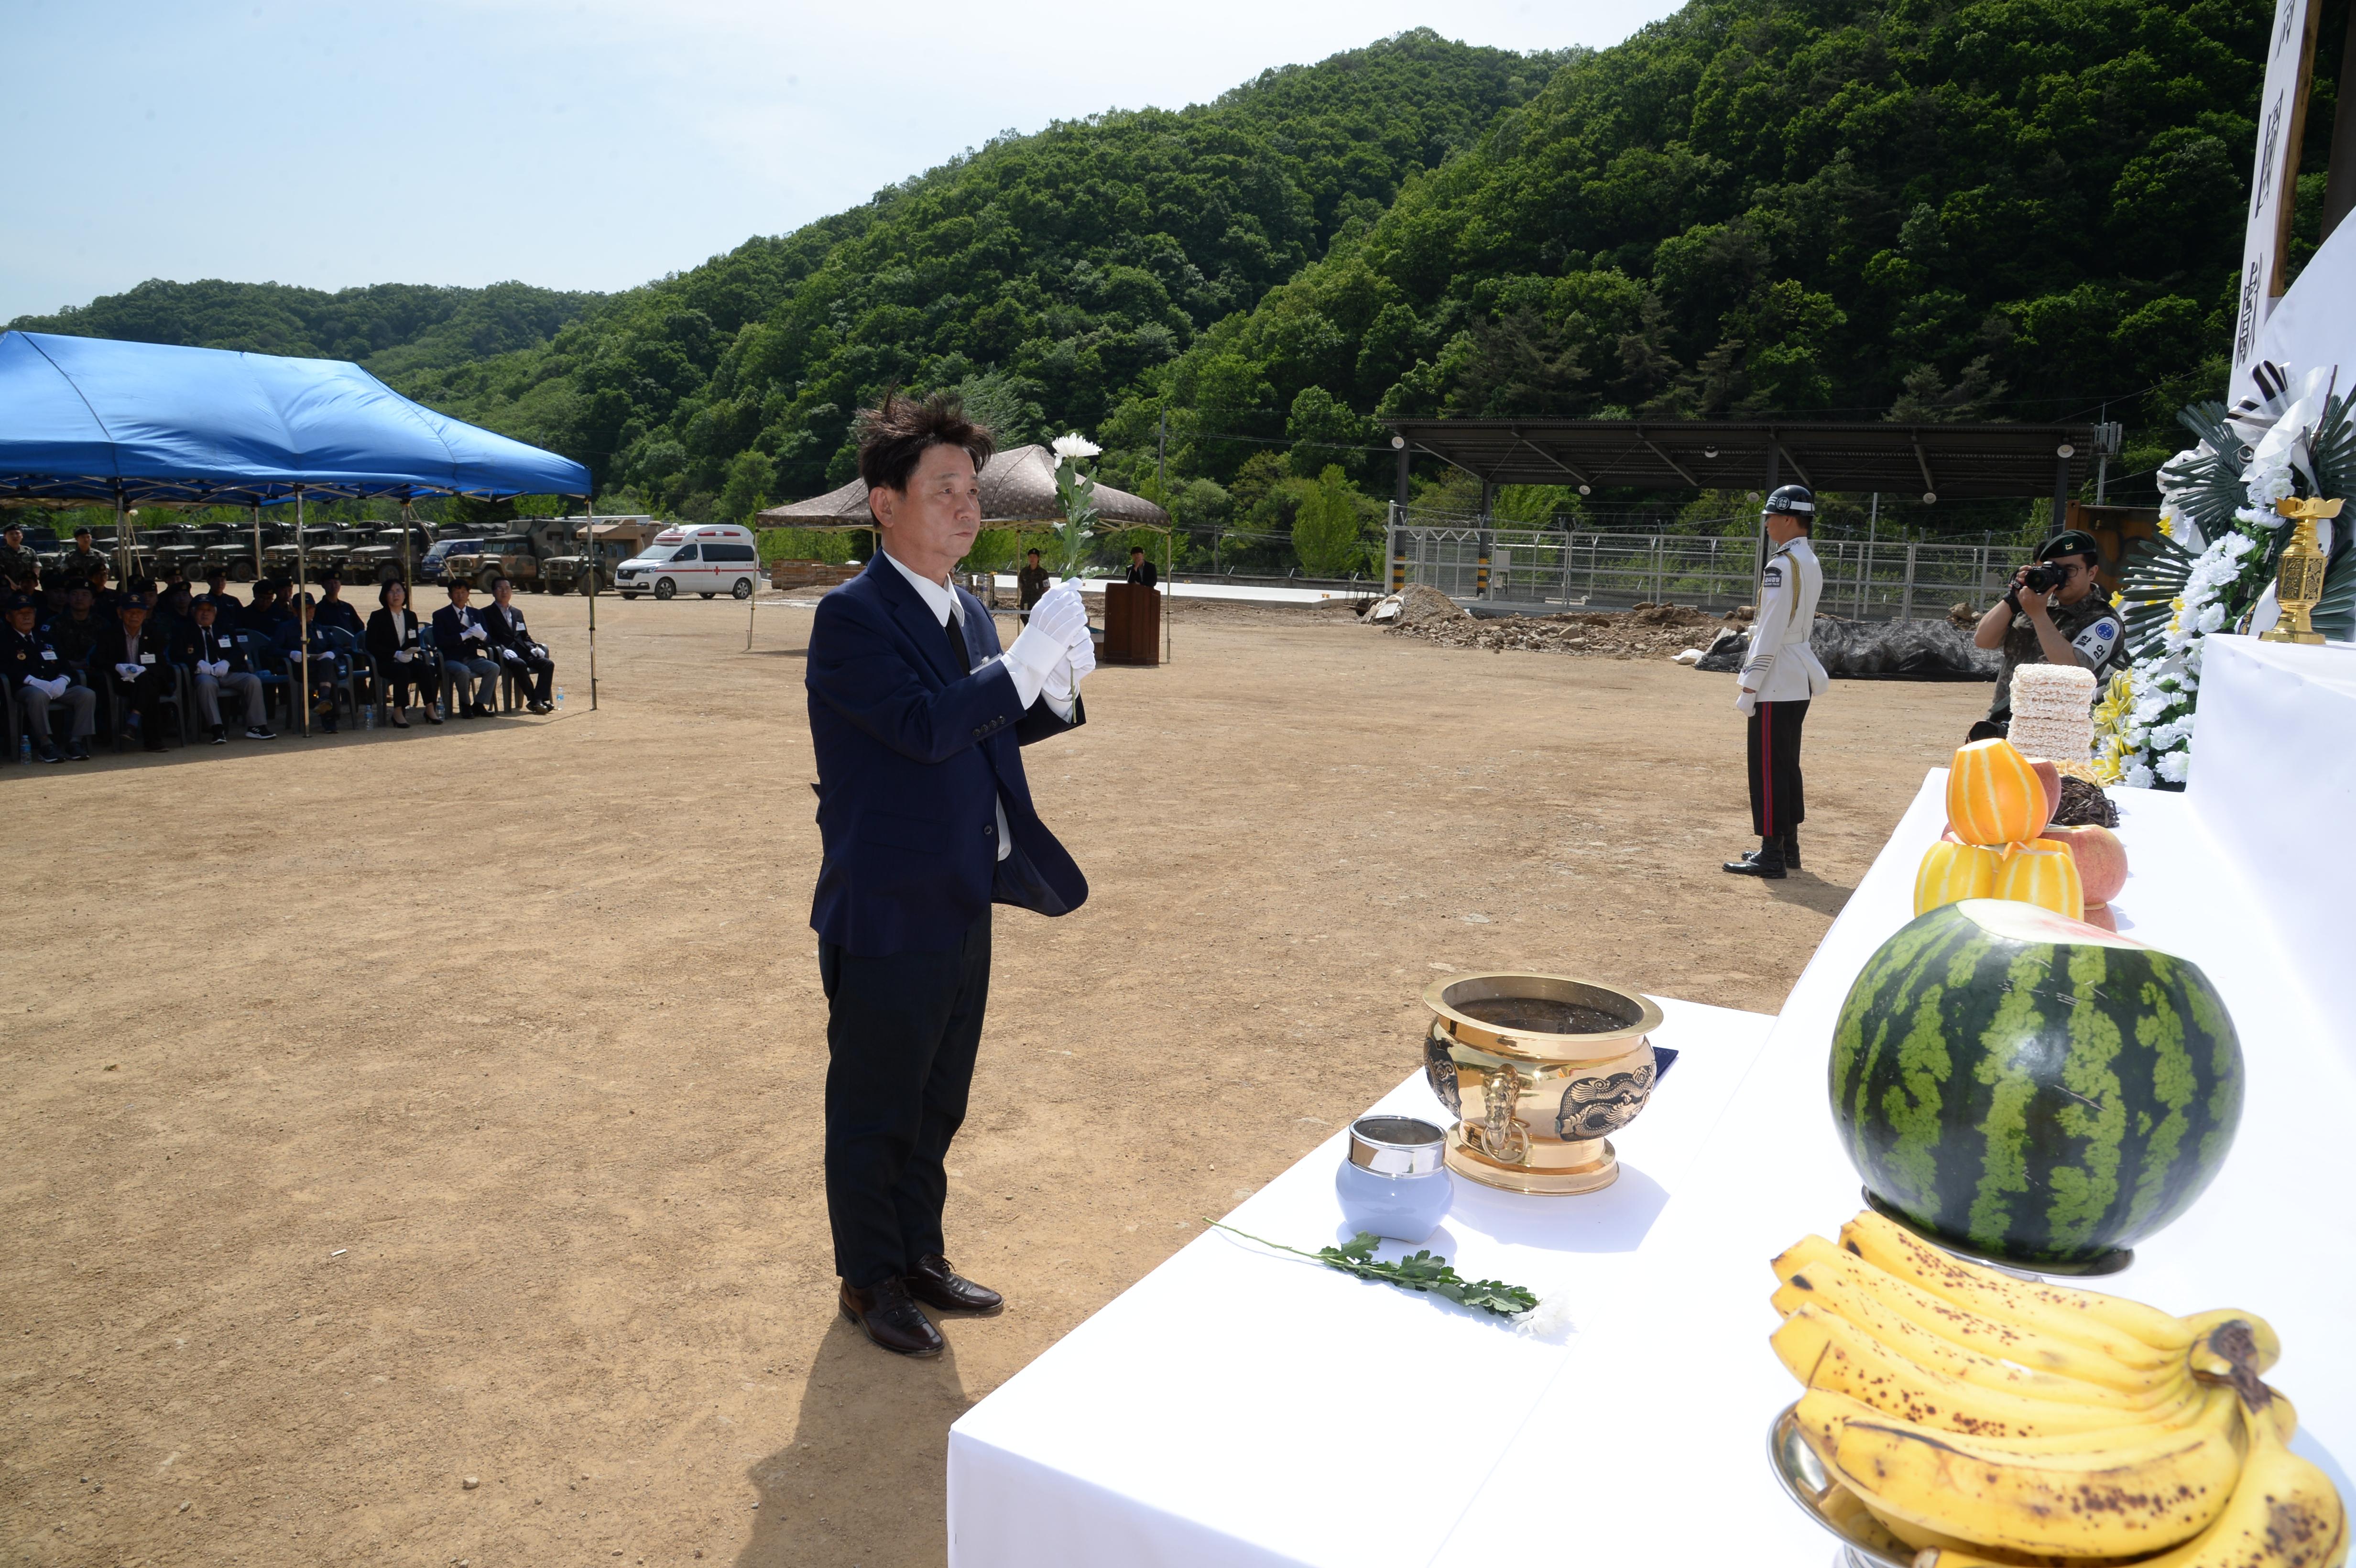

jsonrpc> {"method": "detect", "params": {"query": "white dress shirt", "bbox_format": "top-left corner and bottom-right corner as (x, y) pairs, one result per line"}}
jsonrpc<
(881, 551), (1074, 862)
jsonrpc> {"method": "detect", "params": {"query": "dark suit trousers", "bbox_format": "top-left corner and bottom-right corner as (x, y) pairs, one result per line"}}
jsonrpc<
(1746, 697), (1809, 837)
(819, 910), (992, 1287)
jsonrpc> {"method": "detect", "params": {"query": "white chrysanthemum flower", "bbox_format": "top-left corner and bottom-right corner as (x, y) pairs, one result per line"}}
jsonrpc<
(2195, 602), (2226, 634)
(1513, 1289), (1579, 1342)
(1050, 432), (1101, 468)
(2156, 749), (2192, 784)
(2123, 761), (2156, 790)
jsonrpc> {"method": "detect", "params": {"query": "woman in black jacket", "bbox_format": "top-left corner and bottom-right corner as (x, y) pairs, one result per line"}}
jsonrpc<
(365, 578), (438, 727)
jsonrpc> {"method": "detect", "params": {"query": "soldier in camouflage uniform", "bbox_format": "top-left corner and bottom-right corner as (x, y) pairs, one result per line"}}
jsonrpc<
(1970, 528), (2123, 739)
(0, 521), (41, 589)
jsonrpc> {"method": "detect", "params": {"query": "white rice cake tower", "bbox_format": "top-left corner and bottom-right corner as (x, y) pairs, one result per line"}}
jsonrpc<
(2008, 662), (2097, 761)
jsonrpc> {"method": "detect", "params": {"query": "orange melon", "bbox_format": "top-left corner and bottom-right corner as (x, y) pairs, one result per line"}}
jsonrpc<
(1913, 839), (2004, 916)
(1992, 838), (2085, 921)
(1946, 739), (2049, 846)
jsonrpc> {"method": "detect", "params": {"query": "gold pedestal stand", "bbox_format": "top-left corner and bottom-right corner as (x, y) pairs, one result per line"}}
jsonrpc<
(1445, 1130), (1620, 1194)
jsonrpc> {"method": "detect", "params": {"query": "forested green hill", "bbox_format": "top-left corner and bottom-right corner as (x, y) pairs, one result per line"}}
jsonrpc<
(16, 1), (2339, 564)
(7, 278), (597, 385)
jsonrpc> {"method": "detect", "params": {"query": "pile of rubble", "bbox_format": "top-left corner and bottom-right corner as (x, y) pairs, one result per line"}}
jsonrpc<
(1370, 590), (1740, 660)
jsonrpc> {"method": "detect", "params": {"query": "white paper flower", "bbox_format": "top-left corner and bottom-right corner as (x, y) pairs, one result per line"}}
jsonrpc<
(1050, 432), (1101, 469)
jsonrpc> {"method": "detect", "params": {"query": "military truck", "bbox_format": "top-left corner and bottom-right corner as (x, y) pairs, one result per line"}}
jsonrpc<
(344, 524), (436, 588)
(262, 525), (349, 582)
(543, 518), (663, 595)
(206, 522), (284, 581)
(438, 534), (542, 593)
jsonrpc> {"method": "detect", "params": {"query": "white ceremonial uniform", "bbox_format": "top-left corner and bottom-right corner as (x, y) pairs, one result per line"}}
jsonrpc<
(1737, 536), (1828, 708)
(1736, 534), (1827, 843)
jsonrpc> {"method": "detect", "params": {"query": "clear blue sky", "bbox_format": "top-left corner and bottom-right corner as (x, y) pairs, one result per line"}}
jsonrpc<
(0, 0), (1682, 323)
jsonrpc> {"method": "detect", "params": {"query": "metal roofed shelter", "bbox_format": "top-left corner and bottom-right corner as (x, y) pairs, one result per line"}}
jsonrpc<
(757, 443), (1176, 661)
(0, 330), (599, 726)
(1383, 419), (2105, 513)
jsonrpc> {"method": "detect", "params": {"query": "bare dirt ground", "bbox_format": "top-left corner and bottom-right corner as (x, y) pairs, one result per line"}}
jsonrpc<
(1, 591), (1988, 1568)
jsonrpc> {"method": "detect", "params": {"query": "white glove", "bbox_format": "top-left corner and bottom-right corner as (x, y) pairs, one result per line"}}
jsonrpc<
(115, 662), (142, 680)
(465, 624), (485, 640)
(1735, 687), (1758, 716)
(35, 675), (68, 699)
(499, 647), (519, 662)
(1027, 582), (1088, 647)
(201, 659), (224, 678)
(1046, 631), (1098, 701)
(394, 649), (412, 664)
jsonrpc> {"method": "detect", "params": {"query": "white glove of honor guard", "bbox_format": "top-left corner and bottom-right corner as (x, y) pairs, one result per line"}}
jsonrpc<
(1734, 687), (1757, 716)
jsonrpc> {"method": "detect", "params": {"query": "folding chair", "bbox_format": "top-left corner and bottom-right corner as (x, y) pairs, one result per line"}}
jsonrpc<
(234, 631), (294, 730)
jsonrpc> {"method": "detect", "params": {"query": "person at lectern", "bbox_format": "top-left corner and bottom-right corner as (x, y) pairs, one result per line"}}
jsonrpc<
(805, 392), (1097, 1359)
(1724, 485), (1827, 880)
(1125, 546), (1158, 588)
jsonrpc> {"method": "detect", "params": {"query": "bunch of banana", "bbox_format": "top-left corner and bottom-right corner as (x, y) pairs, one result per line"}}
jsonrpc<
(1770, 1210), (2345, 1568)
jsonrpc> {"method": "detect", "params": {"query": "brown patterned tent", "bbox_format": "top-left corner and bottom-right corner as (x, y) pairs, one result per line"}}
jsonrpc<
(754, 444), (1168, 530)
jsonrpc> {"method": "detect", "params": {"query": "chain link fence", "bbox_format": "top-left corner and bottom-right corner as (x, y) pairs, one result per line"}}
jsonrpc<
(1385, 510), (2015, 621)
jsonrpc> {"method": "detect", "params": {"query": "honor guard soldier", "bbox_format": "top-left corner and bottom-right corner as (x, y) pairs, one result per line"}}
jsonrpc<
(5, 592), (97, 762)
(1725, 485), (1829, 880)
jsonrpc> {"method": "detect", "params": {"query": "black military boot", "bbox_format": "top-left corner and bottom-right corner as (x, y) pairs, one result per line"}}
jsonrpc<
(1723, 836), (1788, 879)
(1782, 830), (1800, 870)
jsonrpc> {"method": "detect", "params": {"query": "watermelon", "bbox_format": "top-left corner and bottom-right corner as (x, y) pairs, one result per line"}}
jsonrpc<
(1829, 899), (2243, 1267)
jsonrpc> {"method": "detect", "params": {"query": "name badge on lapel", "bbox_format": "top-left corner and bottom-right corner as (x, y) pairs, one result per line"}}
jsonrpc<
(139, 653), (154, 665)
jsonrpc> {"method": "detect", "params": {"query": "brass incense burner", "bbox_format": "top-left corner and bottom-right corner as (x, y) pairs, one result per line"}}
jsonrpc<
(2261, 495), (2340, 645)
(1421, 972), (1666, 1195)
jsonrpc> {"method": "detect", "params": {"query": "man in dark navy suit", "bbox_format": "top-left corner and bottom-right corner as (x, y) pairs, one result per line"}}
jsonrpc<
(807, 391), (1097, 1358)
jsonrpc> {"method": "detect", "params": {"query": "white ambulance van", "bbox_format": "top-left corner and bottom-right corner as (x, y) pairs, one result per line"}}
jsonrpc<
(614, 523), (762, 600)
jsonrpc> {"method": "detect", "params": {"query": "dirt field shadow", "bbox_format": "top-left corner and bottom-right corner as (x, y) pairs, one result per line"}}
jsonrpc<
(734, 1313), (976, 1568)
(1761, 869), (1855, 917)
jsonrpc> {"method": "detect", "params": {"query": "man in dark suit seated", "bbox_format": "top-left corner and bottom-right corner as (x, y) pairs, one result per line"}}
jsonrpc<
(807, 392), (1098, 1359)
(94, 592), (177, 751)
(4, 592), (96, 762)
(431, 580), (500, 718)
(172, 597), (273, 743)
(481, 575), (555, 713)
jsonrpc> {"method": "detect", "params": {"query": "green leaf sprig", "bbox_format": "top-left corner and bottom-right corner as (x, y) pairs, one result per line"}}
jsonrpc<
(1205, 1220), (1538, 1318)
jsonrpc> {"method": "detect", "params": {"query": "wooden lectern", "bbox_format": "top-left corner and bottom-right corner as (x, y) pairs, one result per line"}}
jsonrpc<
(1100, 582), (1162, 666)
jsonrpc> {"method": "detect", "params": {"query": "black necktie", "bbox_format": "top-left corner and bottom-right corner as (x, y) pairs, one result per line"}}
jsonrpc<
(943, 608), (971, 674)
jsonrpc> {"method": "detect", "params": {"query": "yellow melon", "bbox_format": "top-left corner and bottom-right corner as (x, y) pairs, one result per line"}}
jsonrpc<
(1946, 739), (2049, 845)
(1913, 838), (2004, 916)
(1992, 837), (2086, 921)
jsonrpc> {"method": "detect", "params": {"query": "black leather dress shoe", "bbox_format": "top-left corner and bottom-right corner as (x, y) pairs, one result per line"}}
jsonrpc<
(1723, 838), (1788, 879)
(1781, 831), (1801, 870)
(839, 1277), (944, 1358)
(906, 1254), (1003, 1316)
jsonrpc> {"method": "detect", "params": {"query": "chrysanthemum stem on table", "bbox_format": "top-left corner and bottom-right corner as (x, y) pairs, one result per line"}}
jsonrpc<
(1203, 1219), (1538, 1318)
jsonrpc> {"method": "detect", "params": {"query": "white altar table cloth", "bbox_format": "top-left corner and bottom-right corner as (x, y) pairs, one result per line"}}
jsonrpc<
(947, 995), (1778, 1568)
(1435, 771), (2356, 1568)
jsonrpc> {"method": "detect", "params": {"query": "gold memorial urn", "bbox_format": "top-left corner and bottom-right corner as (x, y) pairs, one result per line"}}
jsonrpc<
(1422, 972), (1666, 1195)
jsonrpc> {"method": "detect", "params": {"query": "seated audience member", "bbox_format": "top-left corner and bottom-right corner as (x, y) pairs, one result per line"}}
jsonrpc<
(248, 580), (295, 634)
(173, 597), (273, 743)
(482, 575), (556, 713)
(4, 592), (96, 762)
(47, 584), (105, 670)
(154, 580), (197, 643)
(365, 578), (436, 727)
(273, 597), (344, 734)
(196, 567), (241, 620)
(87, 563), (120, 616)
(95, 592), (176, 751)
(314, 569), (363, 636)
(431, 580), (499, 719)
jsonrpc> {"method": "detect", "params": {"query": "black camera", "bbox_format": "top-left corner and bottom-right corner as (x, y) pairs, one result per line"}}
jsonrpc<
(2020, 562), (2065, 595)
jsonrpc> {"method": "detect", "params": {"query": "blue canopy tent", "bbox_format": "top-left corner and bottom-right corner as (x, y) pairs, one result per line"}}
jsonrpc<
(0, 330), (602, 724)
